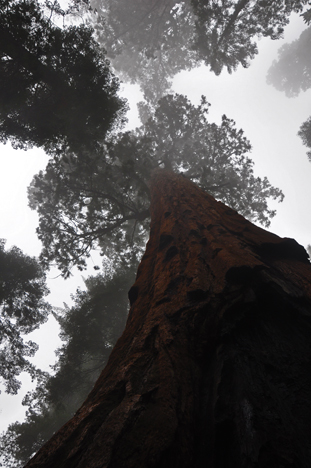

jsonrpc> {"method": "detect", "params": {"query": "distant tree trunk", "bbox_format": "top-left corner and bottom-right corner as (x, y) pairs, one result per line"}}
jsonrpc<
(25, 170), (311, 468)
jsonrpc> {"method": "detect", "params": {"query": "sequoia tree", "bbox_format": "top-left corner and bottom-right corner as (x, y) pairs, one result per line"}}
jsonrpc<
(25, 170), (311, 467)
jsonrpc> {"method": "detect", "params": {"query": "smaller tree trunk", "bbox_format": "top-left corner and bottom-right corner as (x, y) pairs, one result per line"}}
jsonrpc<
(25, 170), (311, 468)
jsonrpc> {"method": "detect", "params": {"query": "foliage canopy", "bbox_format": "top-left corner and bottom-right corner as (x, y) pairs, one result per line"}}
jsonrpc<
(192, 0), (309, 74)
(0, 0), (127, 154)
(0, 267), (133, 467)
(298, 116), (311, 160)
(87, 0), (310, 103)
(28, 94), (284, 277)
(0, 240), (50, 394)
(267, 26), (311, 97)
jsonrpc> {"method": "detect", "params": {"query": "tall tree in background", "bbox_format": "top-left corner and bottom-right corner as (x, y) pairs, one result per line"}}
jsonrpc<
(28, 94), (284, 277)
(91, 0), (197, 104)
(267, 26), (311, 97)
(0, 0), (127, 154)
(87, 0), (310, 103)
(191, 0), (308, 74)
(24, 171), (311, 468)
(0, 240), (50, 395)
(0, 266), (135, 467)
(267, 25), (311, 160)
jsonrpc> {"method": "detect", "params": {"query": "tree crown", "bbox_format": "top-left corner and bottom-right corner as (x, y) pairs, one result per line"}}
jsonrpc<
(0, 0), (127, 154)
(267, 26), (311, 98)
(28, 94), (284, 277)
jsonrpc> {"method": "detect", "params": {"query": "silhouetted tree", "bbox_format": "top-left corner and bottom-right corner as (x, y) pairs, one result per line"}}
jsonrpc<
(298, 116), (311, 160)
(0, 240), (50, 394)
(267, 26), (311, 97)
(0, 0), (127, 154)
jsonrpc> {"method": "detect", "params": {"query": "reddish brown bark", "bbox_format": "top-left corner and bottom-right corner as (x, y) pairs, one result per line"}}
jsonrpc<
(25, 170), (311, 467)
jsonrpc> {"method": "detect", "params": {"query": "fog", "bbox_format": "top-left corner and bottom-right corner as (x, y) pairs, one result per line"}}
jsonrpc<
(0, 6), (310, 462)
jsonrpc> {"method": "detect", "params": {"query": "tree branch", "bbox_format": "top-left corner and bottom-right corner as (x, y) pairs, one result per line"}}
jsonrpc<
(217, 0), (251, 45)
(0, 26), (65, 90)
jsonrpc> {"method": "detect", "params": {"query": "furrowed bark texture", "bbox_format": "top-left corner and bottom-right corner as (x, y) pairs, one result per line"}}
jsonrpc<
(25, 170), (311, 467)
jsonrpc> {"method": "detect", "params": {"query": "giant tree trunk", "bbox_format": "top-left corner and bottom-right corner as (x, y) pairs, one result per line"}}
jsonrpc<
(25, 170), (311, 467)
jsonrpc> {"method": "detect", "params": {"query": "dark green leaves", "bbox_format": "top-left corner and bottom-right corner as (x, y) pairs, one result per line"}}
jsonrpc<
(142, 94), (284, 226)
(28, 94), (284, 276)
(0, 0), (127, 154)
(0, 240), (50, 394)
(28, 138), (151, 277)
(0, 267), (134, 467)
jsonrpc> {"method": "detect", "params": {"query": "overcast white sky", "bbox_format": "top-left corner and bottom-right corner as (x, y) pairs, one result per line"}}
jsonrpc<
(0, 11), (310, 437)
